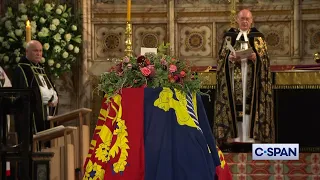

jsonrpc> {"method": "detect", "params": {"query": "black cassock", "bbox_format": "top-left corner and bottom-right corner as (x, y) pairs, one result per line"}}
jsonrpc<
(13, 57), (58, 142)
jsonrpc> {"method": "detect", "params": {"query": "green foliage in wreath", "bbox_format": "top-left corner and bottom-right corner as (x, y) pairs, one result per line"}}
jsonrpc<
(98, 47), (203, 100)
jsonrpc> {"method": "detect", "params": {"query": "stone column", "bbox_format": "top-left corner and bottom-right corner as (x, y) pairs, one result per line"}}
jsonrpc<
(79, 0), (92, 108)
(292, 0), (301, 61)
(168, 0), (175, 56)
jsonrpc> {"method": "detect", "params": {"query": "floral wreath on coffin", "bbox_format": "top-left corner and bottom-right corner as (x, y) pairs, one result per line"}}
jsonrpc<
(97, 46), (203, 99)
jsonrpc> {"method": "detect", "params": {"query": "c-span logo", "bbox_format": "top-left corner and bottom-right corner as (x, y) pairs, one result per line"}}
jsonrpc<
(252, 144), (299, 160)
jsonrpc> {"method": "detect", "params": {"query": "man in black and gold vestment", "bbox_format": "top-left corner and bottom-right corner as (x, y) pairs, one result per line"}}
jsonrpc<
(214, 9), (274, 145)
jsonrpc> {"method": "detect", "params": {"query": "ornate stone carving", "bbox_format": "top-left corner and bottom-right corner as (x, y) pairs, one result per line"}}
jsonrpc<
(179, 23), (212, 57)
(176, 0), (229, 4)
(133, 24), (167, 56)
(256, 22), (290, 56)
(36, 164), (47, 180)
(95, 25), (126, 59)
(95, 0), (166, 4)
(303, 21), (320, 57)
(175, 0), (292, 4)
(216, 22), (230, 54)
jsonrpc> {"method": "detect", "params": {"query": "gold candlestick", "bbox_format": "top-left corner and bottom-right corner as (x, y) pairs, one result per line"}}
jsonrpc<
(125, 21), (133, 57)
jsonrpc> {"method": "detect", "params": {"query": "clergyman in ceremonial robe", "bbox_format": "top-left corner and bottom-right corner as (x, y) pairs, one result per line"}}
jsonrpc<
(214, 9), (274, 145)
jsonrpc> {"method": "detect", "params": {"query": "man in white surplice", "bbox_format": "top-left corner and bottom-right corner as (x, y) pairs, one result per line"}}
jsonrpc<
(229, 9), (256, 142)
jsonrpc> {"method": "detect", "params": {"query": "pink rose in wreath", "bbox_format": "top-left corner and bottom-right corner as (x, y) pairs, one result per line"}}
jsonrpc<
(140, 67), (151, 76)
(169, 64), (177, 73)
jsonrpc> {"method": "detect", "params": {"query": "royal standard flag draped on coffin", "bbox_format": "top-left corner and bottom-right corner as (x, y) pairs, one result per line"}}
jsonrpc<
(216, 145), (233, 180)
(83, 88), (221, 180)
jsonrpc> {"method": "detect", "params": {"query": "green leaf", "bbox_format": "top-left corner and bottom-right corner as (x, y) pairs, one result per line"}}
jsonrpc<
(71, 36), (82, 44)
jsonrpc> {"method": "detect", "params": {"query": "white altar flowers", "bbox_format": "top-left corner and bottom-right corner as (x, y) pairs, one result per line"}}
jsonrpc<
(0, 0), (82, 78)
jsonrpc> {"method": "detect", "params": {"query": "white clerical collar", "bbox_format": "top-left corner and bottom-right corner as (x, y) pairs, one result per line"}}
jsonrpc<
(236, 30), (249, 42)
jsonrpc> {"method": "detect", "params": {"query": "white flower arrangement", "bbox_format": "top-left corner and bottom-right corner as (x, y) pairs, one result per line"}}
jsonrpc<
(0, 0), (82, 78)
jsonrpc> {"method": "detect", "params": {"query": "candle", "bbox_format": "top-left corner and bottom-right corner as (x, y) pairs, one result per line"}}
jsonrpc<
(26, 20), (31, 43)
(127, 0), (131, 22)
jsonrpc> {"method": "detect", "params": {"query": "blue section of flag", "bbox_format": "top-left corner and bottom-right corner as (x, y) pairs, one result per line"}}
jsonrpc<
(144, 88), (220, 180)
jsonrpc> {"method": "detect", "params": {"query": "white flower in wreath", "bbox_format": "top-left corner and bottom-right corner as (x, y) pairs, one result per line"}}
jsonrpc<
(39, 17), (46, 24)
(68, 44), (74, 51)
(58, 5), (64, 10)
(56, 63), (61, 68)
(45, 3), (53, 12)
(32, 27), (37, 34)
(5, 20), (12, 30)
(56, 8), (62, 15)
(62, 13), (68, 18)
(15, 29), (23, 36)
(50, 24), (57, 31)
(64, 33), (71, 42)
(32, 16), (39, 21)
(48, 59), (54, 66)
(74, 46), (79, 54)
(60, 40), (66, 47)
(18, 3), (27, 13)
(14, 49), (20, 56)
(20, 15), (28, 21)
(41, 27), (49, 34)
(53, 45), (61, 53)
(58, 28), (65, 34)
(2, 41), (10, 49)
(31, 21), (37, 28)
(17, 22), (24, 29)
(23, 42), (27, 48)
(3, 56), (9, 62)
(0, 37), (3, 42)
(40, 57), (45, 63)
(0, 54), (4, 60)
(7, 31), (16, 39)
(52, 19), (60, 26)
(53, 33), (62, 42)
(33, 0), (39, 4)
(43, 43), (50, 50)
(62, 51), (69, 58)
(60, 18), (67, 24)
(16, 57), (20, 63)
(71, 25), (77, 31)
(38, 32), (44, 37)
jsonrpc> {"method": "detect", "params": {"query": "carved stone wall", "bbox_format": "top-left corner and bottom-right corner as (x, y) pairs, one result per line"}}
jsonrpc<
(81, 0), (320, 134)
(133, 24), (167, 56)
